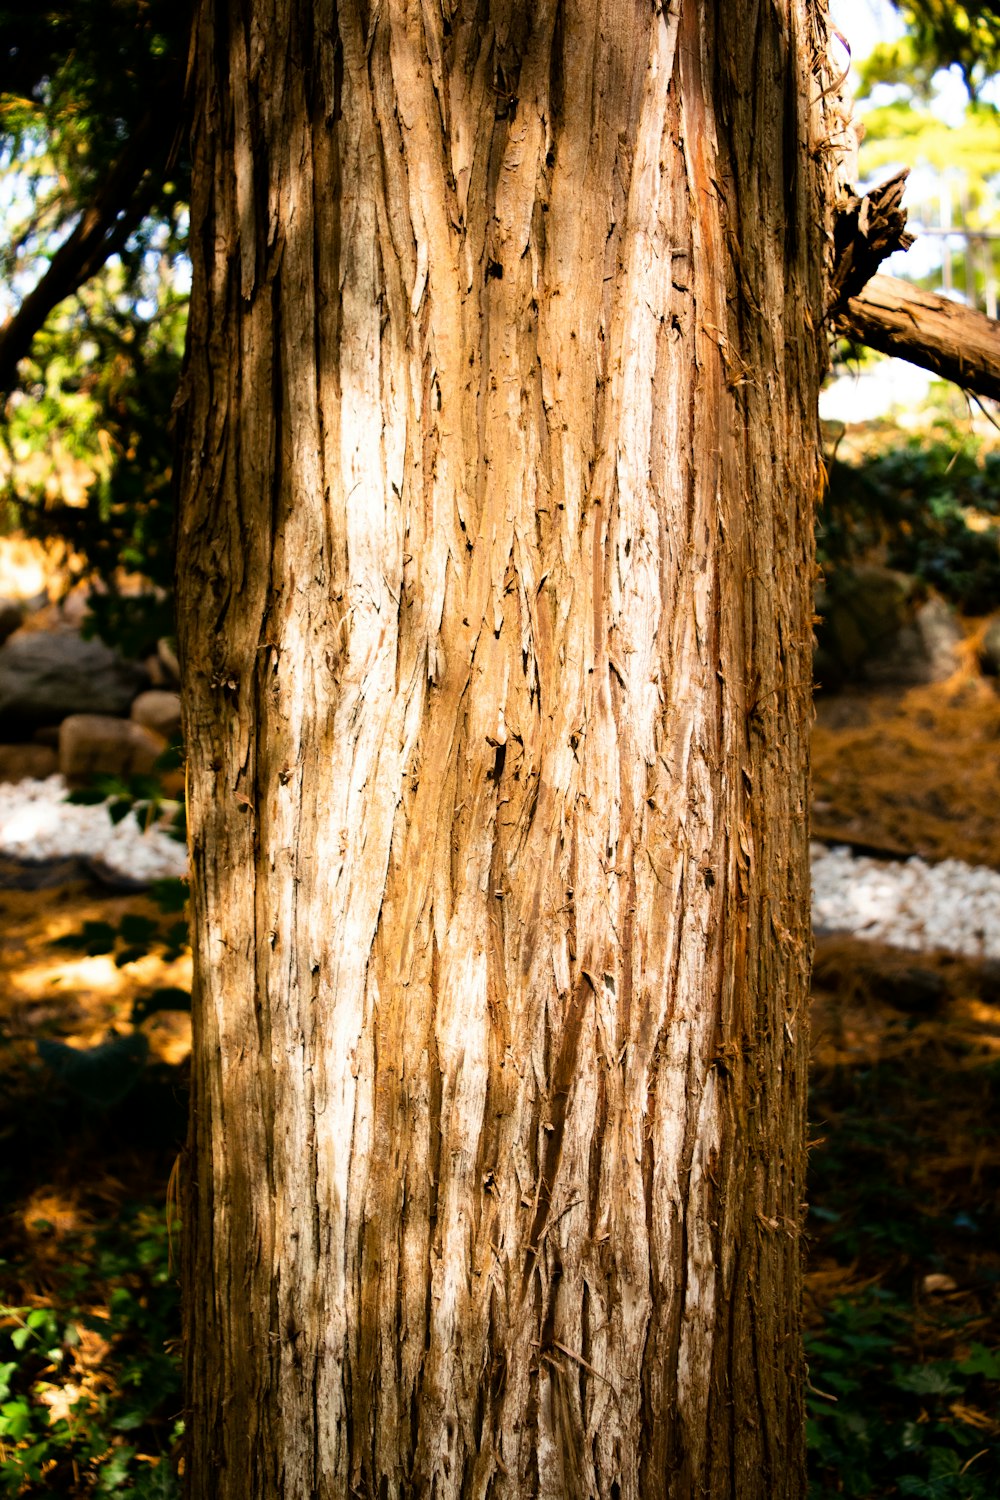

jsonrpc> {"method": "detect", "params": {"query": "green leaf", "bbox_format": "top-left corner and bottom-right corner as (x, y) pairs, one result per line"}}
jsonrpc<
(893, 1363), (962, 1396)
(150, 879), (188, 914)
(97, 1444), (137, 1491)
(119, 914), (159, 946)
(0, 1398), (33, 1439)
(956, 1344), (1000, 1379)
(67, 787), (110, 805)
(112, 1408), (148, 1431)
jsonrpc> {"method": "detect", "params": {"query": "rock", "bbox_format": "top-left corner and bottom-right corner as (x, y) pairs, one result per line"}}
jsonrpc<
(59, 714), (165, 782)
(980, 615), (1000, 677)
(814, 567), (912, 688)
(866, 593), (963, 686)
(142, 653), (168, 687)
(0, 743), (59, 783)
(130, 689), (182, 741)
(0, 629), (149, 730)
(815, 567), (961, 690)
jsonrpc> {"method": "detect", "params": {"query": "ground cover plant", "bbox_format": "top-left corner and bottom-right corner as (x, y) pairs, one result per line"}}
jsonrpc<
(806, 934), (1000, 1497)
(819, 406), (1000, 617)
(0, 874), (188, 1494)
(0, 1208), (181, 1496)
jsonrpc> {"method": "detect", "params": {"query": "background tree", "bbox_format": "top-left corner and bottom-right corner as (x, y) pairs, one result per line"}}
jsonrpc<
(884, 1), (1000, 99)
(0, 0), (188, 650)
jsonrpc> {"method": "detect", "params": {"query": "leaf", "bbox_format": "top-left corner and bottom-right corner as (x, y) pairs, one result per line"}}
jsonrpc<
(96, 1444), (137, 1492)
(957, 1345), (1000, 1380)
(119, 914), (159, 946)
(112, 1408), (147, 1431)
(893, 1363), (962, 1397)
(150, 878), (187, 914)
(0, 1398), (32, 1440)
(66, 787), (109, 805)
(131, 986), (191, 1022)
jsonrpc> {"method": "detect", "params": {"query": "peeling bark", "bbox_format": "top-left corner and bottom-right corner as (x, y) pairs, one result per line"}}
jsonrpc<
(178, 1), (831, 1495)
(837, 273), (1000, 404)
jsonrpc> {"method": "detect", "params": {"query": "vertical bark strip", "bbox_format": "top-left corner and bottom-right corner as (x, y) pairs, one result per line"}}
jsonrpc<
(178, 1), (832, 1494)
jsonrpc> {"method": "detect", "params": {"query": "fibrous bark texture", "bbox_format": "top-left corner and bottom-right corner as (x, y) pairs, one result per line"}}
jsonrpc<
(178, 2), (829, 1495)
(837, 272), (1000, 404)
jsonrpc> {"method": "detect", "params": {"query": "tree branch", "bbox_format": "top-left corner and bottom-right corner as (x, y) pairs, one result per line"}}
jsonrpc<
(0, 79), (183, 397)
(835, 274), (1000, 406)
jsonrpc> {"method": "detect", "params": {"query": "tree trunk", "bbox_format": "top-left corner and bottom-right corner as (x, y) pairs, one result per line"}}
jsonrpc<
(177, 2), (830, 1495)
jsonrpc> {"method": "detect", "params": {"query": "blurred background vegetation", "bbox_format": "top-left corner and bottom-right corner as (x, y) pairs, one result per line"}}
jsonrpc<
(0, 1), (999, 1496)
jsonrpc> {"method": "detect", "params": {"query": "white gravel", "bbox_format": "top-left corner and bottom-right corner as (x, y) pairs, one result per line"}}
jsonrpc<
(811, 842), (1000, 959)
(0, 774), (187, 883)
(1, 778), (998, 959)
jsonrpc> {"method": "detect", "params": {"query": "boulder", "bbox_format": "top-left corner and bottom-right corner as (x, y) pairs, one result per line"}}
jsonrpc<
(815, 567), (962, 690)
(59, 714), (165, 782)
(0, 743), (59, 784)
(0, 629), (149, 729)
(130, 689), (182, 741)
(865, 593), (963, 686)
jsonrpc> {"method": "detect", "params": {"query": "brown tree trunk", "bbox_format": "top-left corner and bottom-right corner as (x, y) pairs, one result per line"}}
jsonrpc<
(177, 2), (830, 1495)
(836, 272), (1000, 404)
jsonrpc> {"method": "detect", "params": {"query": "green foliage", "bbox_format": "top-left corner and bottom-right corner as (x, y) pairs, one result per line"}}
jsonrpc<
(850, 5), (1000, 318)
(47, 872), (190, 1029)
(807, 1011), (1000, 1498)
(66, 759), (186, 845)
(0, 0), (189, 291)
(886, 3), (1000, 100)
(807, 1297), (1000, 1497)
(0, 1209), (181, 1496)
(859, 96), (1000, 178)
(820, 427), (1000, 613)
(3, 269), (186, 657)
(0, 0), (189, 657)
